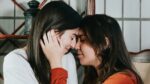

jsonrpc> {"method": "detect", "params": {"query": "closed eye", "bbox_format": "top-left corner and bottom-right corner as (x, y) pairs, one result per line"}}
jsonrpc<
(80, 36), (87, 42)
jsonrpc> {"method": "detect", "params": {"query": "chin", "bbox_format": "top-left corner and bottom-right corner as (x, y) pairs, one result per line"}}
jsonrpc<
(80, 60), (90, 66)
(64, 49), (71, 54)
(79, 61), (86, 65)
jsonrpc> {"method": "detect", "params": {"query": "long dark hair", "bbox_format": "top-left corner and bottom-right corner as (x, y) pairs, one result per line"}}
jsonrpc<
(26, 1), (82, 84)
(80, 14), (143, 84)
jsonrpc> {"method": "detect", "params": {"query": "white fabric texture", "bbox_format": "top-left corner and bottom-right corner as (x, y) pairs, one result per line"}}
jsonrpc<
(62, 52), (78, 84)
(3, 49), (78, 84)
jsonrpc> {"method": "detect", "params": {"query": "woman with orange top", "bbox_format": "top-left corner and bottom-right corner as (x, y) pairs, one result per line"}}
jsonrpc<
(41, 14), (144, 84)
(74, 14), (143, 84)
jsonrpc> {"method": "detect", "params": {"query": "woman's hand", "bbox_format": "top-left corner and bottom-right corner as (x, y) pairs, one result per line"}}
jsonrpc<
(40, 30), (65, 69)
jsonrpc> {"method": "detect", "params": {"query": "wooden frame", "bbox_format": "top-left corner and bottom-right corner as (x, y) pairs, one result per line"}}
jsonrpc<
(87, 0), (95, 15)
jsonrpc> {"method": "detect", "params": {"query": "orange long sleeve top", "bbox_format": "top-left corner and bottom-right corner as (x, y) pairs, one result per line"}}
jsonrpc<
(51, 68), (137, 84)
(51, 68), (68, 84)
(103, 72), (137, 84)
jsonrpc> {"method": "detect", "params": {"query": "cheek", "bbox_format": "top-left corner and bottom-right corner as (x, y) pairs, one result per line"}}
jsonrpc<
(80, 45), (96, 64)
(60, 35), (71, 46)
(81, 44), (95, 57)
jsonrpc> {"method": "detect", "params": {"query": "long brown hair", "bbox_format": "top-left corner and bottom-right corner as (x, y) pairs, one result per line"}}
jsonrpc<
(80, 14), (143, 84)
(26, 1), (82, 84)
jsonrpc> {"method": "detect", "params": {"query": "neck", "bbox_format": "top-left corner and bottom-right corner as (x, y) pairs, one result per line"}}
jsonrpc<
(95, 65), (100, 76)
(93, 60), (100, 76)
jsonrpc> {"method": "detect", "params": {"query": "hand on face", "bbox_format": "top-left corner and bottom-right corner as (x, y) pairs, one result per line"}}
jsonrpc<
(40, 29), (65, 68)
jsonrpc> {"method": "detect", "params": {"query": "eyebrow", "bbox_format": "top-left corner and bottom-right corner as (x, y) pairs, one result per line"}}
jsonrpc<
(72, 33), (78, 37)
(76, 35), (86, 38)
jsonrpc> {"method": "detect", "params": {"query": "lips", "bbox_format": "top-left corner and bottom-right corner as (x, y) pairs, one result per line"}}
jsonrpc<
(76, 50), (82, 55)
(77, 52), (82, 55)
(64, 46), (71, 52)
(77, 55), (83, 60)
(63, 48), (69, 54)
(77, 52), (83, 58)
(65, 48), (69, 51)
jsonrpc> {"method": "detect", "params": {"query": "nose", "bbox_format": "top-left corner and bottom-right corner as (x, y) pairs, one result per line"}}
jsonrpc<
(75, 39), (81, 50)
(71, 37), (77, 48)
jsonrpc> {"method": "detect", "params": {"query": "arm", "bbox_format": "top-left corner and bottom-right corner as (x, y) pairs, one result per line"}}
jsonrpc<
(51, 68), (68, 84)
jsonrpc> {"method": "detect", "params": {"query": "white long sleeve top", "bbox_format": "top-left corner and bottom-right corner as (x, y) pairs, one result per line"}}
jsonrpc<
(3, 48), (78, 84)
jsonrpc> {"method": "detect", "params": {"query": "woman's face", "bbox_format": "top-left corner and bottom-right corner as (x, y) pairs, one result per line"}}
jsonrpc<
(58, 28), (79, 53)
(75, 30), (100, 67)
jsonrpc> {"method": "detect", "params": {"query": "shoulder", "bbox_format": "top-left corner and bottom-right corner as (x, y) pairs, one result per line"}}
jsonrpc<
(103, 71), (136, 84)
(3, 48), (28, 68)
(3, 49), (38, 84)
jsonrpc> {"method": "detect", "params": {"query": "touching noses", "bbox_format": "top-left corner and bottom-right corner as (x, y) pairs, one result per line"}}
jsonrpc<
(75, 39), (81, 50)
(70, 42), (75, 49)
(71, 37), (78, 49)
(70, 37), (81, 50)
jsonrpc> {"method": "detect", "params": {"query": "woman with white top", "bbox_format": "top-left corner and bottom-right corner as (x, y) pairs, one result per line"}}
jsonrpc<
(3, 1), (82, 84)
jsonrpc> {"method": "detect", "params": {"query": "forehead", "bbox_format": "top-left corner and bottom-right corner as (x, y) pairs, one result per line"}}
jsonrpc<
(64, 28), (79, 34)
(75, 30), (87, 39)
(78, 29), (85, 36)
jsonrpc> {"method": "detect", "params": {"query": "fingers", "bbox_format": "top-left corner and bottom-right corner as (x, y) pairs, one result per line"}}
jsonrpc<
(39, 29), (65, 66)
(43, 33), (48, 45)
(41, 29), (61, 47)
(47, 31), (52, 43)
(57, 37), (64, 49)
(40, 39), (45, 51)
(50, 29), (58, 46)
(42, 30), (56, 45)
(40, 29), (66, 52)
